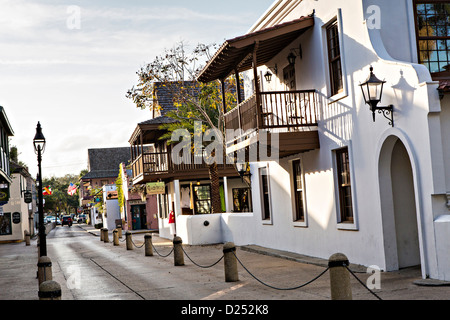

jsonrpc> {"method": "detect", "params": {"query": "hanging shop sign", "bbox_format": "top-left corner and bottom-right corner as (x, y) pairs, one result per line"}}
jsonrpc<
(146, 182), (165, 195)
(12, 212), (20, 224)
(0, 184), (9, 205)
(24, 191), (33, 204)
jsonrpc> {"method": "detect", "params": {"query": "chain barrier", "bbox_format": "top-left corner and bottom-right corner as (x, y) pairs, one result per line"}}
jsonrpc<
(151, 242), (174, 257)
(130, 238), (145, 249)
(96, 228), (383, 299)
(233, 251), (329, 291)
(345, 266), (382, 300)
(181, 246), (224, 268)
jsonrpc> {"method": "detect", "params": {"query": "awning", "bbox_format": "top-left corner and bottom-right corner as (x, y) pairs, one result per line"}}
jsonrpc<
(197, 15), (314, 83)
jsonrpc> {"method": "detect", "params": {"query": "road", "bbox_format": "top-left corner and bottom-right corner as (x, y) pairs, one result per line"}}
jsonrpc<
(48, 224), (334, 301)
(4, 223), (449, 307)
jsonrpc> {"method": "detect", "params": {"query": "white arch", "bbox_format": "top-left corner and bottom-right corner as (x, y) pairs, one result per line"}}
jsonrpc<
(376, 128), (427, 278)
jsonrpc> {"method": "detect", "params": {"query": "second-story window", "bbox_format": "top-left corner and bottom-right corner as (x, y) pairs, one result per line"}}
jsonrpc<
(414, 1), (450, 80)
(326, 20), (343, 96)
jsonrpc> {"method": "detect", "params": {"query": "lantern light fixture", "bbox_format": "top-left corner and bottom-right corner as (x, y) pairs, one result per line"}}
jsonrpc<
(359, 66), (394, 127)
(264, 70), (273, 83)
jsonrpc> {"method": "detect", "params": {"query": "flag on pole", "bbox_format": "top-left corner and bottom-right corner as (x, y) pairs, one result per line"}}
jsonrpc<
(67, 183), (77, 196)
(43, 186), (52, 196)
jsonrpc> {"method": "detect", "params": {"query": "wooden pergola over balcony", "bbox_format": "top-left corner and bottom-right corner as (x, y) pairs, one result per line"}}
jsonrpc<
(197, 15), (320, 158)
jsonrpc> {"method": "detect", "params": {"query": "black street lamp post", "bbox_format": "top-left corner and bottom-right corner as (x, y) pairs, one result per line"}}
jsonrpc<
(34, 122), (46, 257)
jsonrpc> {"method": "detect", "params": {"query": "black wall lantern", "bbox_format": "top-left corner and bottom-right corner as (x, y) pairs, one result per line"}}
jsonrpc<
(359, 66), (394, 127)
(264, 70), (273, 83)
(236, 162), (251, 182)
(287, 52), (297, 66)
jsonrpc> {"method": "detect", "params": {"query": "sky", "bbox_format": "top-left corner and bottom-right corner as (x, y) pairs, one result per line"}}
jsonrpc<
(0, 0), (274, 179)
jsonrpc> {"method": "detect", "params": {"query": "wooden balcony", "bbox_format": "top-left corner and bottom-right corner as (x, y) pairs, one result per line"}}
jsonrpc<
(131, 150), (239, 184)
(225, 90), (320, 158)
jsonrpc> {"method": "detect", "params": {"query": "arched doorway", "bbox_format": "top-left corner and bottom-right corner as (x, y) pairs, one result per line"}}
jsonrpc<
(379, 136), (421, 270)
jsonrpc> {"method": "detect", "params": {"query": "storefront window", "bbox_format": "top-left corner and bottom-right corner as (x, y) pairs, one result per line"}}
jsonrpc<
(0, 212), (12, 235)
(194, 185), (211, 214)
(232, 188), (252, 212)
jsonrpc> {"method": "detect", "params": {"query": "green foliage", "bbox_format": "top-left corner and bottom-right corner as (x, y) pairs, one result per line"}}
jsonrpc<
(42, 174), (79, 214)
(89, 187), (104, 214)
(115, 166), (125, 213)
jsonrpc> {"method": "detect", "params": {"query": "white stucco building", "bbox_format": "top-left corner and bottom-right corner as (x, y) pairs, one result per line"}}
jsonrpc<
(192, 0), (450, 281)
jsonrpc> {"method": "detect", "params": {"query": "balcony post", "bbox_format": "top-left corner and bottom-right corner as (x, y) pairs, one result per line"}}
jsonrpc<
(252, 41), (262, 129)
(235, 69), (243, 105)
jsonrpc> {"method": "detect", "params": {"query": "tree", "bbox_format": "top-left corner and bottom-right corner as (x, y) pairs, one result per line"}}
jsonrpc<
(42, 174), (79, 214)
(127, 41), (240, 214)
(9, 145), (28, 169)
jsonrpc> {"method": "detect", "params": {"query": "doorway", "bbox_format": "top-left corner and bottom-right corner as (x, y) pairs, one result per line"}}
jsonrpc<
(379, 137), (421, 270)
(131, 204), (147, 230)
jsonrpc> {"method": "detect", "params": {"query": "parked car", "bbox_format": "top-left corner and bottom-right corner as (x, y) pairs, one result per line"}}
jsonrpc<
(56, 218), (61, 225)
(77, 214), (86, 224)
(61, 215), (72, 227)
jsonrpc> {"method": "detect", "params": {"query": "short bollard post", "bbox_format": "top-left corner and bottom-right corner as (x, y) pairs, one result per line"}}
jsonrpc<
(113, 229), (119, 246)
(25, 231), (30, 246)
(126, 231), (133, 250)
(223, 242), (239, 282)
(117, 226), (123, 238)
(145, 234), (153, 256)
(103, 228), (109, 243)
(173, 236), (184, 266)
(328, 253), (352, 300)
(37, 256), (53, 285)
(39, 280), (61, 300)
(100, 228), (105, 241)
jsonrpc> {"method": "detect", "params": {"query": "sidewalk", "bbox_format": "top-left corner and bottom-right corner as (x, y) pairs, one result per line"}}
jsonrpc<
(1, 224), (450, 301)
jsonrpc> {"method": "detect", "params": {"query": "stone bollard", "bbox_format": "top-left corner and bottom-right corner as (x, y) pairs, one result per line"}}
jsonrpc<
(144, 233), (153, 256)
(100, 228), (105, 241)
(103, 228), (109, 243)
(38, 280), (61, 300)
(328, 253), (352, 300)
(37, 256), (53, 285)
(117, 226), (123, 239)
(126, 231), (133, 250)
(25, 231), (30, 246)
(173, 236), (184, 266)
(223, 242), (239, 282)
(113, 229), (119, 246)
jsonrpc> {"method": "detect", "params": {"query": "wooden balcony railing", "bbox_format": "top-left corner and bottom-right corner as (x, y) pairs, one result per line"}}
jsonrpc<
(225, 90), (319, 142)
(131, 150), (236, 181)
